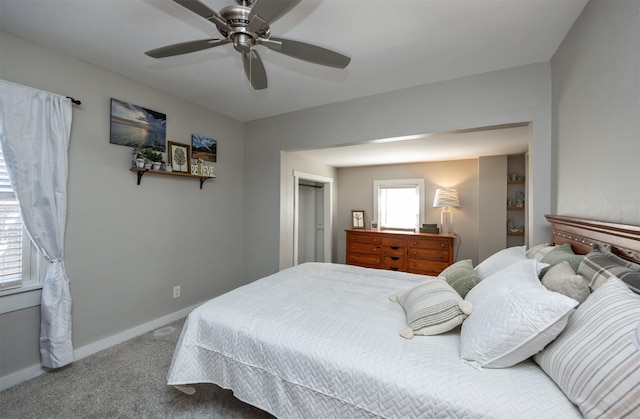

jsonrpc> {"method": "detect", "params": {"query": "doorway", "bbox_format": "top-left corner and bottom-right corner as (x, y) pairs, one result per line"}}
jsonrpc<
(293, 171), (332, 265)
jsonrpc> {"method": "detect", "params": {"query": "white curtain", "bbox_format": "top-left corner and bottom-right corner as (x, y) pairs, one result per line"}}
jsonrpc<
(0, 80), (74, 368)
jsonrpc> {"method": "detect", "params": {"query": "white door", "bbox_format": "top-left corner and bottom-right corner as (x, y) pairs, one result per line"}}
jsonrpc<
(293, 171), (332, 265)
(297, 182), (324, 263)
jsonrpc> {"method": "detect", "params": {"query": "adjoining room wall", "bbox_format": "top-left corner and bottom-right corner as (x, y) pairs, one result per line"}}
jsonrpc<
(336, 159), (479, 265)
(246, 62), (553, 281)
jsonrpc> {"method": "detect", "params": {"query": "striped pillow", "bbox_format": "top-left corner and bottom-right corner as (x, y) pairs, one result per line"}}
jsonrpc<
(391, 279), (473, 339)
(578, 246), (640, 293)
(526, 242), (553, 261)
(534, 277), (640, 419)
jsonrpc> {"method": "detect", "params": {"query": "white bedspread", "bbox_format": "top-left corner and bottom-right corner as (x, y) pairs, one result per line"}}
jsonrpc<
(167, 263), (580, 418)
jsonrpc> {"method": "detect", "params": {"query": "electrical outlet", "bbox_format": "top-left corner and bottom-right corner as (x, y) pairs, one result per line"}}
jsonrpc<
(173, 286), (181, 299)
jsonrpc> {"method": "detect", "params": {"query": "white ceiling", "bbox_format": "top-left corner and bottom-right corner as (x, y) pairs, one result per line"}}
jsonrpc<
(0, 0), (586, 166)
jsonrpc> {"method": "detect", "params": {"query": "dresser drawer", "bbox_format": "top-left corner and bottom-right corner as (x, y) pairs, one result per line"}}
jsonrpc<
(348, 242), (381, 255)
(409, 238), (450, 250)
(348, 253), (381, 267)
(383, 255), (405, 270)
(383, 246), (405, 257)
(381, 237), (408, 248)
(409, 248), (449, 262)
(349, 234), (381, 245)
(408, 260), (449, 276)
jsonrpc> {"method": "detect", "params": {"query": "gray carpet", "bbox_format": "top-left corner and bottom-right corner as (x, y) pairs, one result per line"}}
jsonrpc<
(0, 318), (275, 418)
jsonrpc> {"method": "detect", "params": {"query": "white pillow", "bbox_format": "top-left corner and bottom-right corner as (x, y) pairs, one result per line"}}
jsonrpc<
(535, 277), (640, 418)
(474, 246), (526, 279)
(460, 259), (578, 368)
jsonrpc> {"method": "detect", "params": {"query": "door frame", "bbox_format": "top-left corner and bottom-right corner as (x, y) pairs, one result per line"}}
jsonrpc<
(293, 170), (333, 265)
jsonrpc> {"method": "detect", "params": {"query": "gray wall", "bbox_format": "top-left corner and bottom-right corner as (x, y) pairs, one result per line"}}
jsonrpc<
(478, 156), (508, 261)
(245, 62), (553, 281)
(0, 32), (245, 379)
(551, 0), (640, 224)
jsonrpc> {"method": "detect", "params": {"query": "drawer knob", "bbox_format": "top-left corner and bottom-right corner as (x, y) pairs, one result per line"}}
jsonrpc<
(439, 253), (445, 260)
(440, 243), (445, 248)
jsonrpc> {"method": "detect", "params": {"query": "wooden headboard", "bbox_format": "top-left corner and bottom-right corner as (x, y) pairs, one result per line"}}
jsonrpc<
(545, 215), (640, 264)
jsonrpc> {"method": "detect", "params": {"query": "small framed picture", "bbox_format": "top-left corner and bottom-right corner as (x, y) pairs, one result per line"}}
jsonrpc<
(168, 141), (191, 173)
(371, 220), (379, 229)
(351, 210), (365, 229)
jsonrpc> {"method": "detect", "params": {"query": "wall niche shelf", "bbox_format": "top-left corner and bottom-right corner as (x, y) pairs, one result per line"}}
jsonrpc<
(130, 168), (215, 189)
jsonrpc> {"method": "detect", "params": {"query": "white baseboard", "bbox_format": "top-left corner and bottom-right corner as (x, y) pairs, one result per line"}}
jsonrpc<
(0, 303), (200, 391)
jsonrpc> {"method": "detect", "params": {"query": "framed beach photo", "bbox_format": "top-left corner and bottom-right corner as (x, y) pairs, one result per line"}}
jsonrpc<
(110, 98), (166, 151)
(168, 141), (191, 173)
(352, 210), (365, 229)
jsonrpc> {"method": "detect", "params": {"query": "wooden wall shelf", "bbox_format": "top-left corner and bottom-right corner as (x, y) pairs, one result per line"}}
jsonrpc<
(130, 168), (215, 189)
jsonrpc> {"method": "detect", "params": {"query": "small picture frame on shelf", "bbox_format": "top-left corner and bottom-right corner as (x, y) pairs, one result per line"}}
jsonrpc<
(168, 141), (191, 173)
(351, 210), (365, 229)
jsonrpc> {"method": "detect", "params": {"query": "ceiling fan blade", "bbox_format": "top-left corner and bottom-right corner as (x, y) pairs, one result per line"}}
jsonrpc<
(145, 38), (229, 58)
(267, 37), (350, 68)
(243, 50), (268, 90)
(173, 0), (231, 33)
(249, 0), (301, 25)
(247, 14), (268, 34)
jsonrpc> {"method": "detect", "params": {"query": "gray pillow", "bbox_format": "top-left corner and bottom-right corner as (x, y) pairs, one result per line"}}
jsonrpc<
(540, 243), (584, 275)
(390, 279), (473, 339)
(541, 261), (590, 303)
(439, 259), (482, 298)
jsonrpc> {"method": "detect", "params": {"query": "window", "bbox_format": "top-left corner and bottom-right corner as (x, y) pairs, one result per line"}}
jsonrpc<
(0, 145), (27, 290)
(373, 179), (425, 231)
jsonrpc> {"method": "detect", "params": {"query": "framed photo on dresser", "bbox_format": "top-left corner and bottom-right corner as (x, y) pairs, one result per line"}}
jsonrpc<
(351, 210), (365, 229)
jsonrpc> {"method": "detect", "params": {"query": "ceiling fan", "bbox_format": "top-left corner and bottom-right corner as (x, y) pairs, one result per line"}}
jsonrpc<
(145, 0), (351, 90)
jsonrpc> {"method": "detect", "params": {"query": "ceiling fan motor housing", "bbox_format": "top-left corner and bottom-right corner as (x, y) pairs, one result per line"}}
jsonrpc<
(219, 5), (269, 53)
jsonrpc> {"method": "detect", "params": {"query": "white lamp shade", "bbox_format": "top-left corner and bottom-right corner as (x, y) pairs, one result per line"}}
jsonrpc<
(433, 188), (460, 208)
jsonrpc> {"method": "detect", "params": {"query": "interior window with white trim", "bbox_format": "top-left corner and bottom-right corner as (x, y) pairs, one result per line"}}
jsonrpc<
(0, 145), (29, 291)
(373, 179), (425, 231)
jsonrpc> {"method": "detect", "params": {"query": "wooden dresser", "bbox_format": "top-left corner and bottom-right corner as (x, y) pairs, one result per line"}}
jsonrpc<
(346, 229), (456, 276)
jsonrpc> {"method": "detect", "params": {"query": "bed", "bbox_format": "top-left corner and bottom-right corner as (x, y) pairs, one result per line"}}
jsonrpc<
(167, 215), (640, 418)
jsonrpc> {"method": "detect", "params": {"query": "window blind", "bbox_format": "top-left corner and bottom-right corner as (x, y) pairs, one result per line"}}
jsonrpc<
(0, 147), (23, 289)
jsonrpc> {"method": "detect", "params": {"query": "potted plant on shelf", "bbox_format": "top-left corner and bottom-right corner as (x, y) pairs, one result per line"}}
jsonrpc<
(132, 147), (146, 168)
(148, 150), (163, 171)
